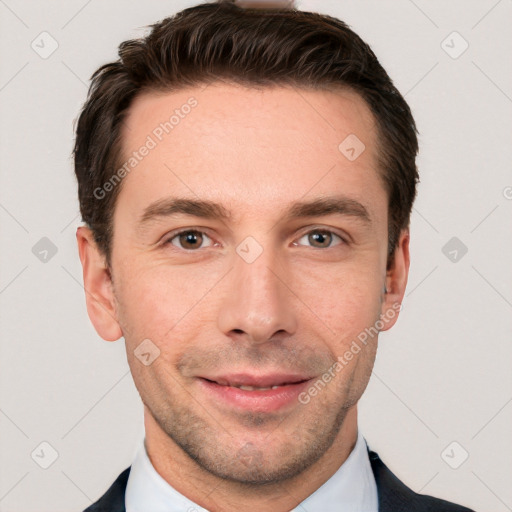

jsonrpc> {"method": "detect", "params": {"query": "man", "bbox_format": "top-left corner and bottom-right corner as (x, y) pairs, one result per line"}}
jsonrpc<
(73, 1), (474, 510)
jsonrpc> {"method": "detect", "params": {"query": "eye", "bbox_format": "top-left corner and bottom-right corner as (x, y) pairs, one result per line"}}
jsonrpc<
(294, 229), (345, 249)
(163, 227), (345, 251)
(165, 229), (214, 250)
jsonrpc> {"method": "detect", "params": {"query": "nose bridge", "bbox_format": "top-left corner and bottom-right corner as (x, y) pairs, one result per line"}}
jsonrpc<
(217, 240), (297, 343)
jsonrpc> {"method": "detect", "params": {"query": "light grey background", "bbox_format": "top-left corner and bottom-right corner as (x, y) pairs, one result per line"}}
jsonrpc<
(1, 1), (511, 511)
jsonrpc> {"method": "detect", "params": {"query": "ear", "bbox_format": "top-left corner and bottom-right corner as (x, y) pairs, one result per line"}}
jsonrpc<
(379, 228), (410, 331)
(76, 226), (122, 342)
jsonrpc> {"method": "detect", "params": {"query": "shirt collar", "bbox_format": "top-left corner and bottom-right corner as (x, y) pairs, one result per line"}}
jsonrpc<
(125, 429), (377, 512)
(290, 429), (378, 512)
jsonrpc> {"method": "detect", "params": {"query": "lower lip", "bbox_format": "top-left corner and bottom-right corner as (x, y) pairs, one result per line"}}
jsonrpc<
(197, 378), (311, 413)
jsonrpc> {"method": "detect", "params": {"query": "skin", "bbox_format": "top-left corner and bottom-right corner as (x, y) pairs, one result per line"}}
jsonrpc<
(77, 82), (410, 512)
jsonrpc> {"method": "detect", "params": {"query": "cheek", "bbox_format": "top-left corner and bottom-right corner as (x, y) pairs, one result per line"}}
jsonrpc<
(114, 261), (218, 347)
(293, 258), (384, 347)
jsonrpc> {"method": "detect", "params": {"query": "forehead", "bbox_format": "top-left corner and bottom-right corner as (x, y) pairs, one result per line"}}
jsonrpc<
(115, 82), (384, 224)
(122, 82), (377, 154)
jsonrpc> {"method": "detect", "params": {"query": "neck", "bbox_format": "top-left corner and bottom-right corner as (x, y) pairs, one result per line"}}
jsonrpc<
(143, 406), (359, 512)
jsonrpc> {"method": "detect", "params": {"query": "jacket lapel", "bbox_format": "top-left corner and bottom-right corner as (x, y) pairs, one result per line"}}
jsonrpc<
(83, 466), (130, 512)
(368, 448), (417, 512)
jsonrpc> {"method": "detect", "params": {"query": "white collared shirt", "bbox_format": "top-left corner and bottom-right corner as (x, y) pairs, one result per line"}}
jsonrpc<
(125, 429), (378, 512)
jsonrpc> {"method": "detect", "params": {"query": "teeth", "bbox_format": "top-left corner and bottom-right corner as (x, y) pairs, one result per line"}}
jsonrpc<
(234, 385), (281, 391)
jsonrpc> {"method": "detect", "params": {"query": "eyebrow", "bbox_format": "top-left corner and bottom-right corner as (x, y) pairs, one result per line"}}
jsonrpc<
(137, 195), (371, 231)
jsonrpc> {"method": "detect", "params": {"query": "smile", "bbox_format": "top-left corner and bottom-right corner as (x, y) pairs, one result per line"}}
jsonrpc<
(197, 373), (314, 412)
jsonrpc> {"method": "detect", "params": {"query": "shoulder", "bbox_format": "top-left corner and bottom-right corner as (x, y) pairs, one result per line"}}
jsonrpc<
(82, 466), (131, 512)
(368, 450), (475, 512)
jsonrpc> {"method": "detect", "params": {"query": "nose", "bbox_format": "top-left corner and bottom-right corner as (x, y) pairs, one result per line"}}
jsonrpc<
(217, 244), (298, 345)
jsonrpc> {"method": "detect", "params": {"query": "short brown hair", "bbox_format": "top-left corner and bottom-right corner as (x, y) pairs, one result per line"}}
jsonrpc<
(73, 0), (419, 267)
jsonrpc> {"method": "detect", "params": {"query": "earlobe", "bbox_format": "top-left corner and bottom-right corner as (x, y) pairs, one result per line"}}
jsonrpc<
(380, 229), (410, 332)
(76, 226), (123, 342)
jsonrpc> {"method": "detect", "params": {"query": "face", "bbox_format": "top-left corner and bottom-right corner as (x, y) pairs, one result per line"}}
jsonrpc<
(78, 82), (409, 485)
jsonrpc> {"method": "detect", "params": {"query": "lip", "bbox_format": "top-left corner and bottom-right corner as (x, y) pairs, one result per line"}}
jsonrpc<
(201, 373), (312, 387)
(196, 373), (313, 413)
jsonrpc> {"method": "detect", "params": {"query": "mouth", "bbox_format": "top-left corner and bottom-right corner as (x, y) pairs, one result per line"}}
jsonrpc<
(196, 373), (314, 412)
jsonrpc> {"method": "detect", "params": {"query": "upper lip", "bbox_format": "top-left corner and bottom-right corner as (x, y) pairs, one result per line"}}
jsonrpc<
(200, 373), (313, 387)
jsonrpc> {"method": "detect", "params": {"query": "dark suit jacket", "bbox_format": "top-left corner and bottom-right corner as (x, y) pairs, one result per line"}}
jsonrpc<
(83, 448), (475, 512)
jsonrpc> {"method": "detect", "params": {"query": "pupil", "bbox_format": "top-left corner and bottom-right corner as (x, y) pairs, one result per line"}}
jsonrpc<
(311, 231), (330, 247)
(182, 232), (200, 248)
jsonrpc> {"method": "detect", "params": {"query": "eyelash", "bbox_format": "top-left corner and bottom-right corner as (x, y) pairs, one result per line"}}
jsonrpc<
(162, 227), (348, 251)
